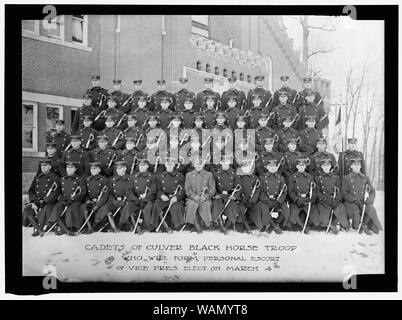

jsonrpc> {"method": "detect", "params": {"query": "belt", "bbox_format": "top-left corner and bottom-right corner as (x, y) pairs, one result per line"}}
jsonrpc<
(222, 191), (228, 195)
(268, 195), (276, 199)
(298, 193), (307, 198)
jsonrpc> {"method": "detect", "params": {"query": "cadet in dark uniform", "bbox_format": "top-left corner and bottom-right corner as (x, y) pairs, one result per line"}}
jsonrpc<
(299, 115), (323, 156)
(180, 95), (197, 129)
(255, 112), (277, 153)
(256, 138), (283, 176)
(60, 135), (90, 177)
(46, 119), (70, 156)
(277, 116), (299, 153)
(298, 90), (328, 131)
(309, 138), (337, 176)
(342, 158), (382, 234)
(117, 137), (140, 175)
(110, 79), (132, 114)
(134, 95), (152, 129)
(123, 113), (146, 151)
(271, 91), (299, 130)
(273, 75), (297, 106)
(85, 75), (109, 113)
(79, 162), (109, 233)
(89, 135), (117, 177)
(130, 80), (149, 110)
(23, 159), (60, 236)
(77, 115), (98, 151)
(195, 77), (221, 111)
(282, 138), (303, 184)
(149, 80), (175, 112)
(200, 95), (217, 129)
(40, 142), (63, 177)
(100, 115), (124, 150)
(71, 93), (97, 134)
(225, 95), (242, 130)
(174, 78), (196, 112)
(246, 75), (273, 110)
(338, 138), (367, 177)
(248, 93), (270, 129)
(294, 77), (323, 112)
(99, 95), (126, 131)
(158, 96), (174, 130)
(221, 77), (247, 110)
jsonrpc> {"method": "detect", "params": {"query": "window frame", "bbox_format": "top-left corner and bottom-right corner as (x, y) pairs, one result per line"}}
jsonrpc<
(22, 20), (39, 35)
(191, 15), (209, 38)
(22, 101), (38, 152)
(43, 15), (65, 41)
(72, 14), (88, 46)
(45, 104), (64, 132)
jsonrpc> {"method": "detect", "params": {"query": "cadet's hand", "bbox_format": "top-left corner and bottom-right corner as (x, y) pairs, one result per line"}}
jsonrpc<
(92, 205), (99, 212)
(170, 196), (177, 204)
(271, 211), (279, 219)
(200, 195), (207, 203)
(296, 199), (306, 207)
(161, 195), (169, 202)
(214, 194), (222, 200)
(193, 195), (201, 202)
(139, 192), (147, 199)
(272, 200), (280, 208)
(329, 199), (338, 209)
(229, 195), (236, 200)
(31, 203), (39, 211)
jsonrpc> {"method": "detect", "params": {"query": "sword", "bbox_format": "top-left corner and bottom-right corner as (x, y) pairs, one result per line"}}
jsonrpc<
(214, 184), (242, 222)
(133, 187), (151, 234)
(290, 113), (300, 126)
(98, 94), (107, 108)
(85, 133), (95, 149)
(116, 113), (127, 127)
(107, 153), (118, 169)
(122, 95), (134, 108)
(269, 184), (287, 218)
(112, 131), (124, 147)
(130, 156), (138, 175)
(156, 185), (183, 232)
(94, 109), (107, 121)
(98, 196), (127, 232)
(302, 181), (316, 234)
(326, 186), (340, 233)
(357, 184), (371, 233)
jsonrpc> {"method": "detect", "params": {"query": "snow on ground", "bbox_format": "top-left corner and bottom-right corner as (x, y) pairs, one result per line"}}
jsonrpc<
(23, 192), (384, 283)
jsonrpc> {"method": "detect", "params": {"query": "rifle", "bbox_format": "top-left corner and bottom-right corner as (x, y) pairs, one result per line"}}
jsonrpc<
(132, 186), (151, 234)
(357, 184), (371, 233)
(85, 133), (95, 149)
(301, 181), (316, 234)
(156, 185), (183, 232)
(98, 196), (127, 232)
(214, 184), (242, 222)
(112, 131), (124, 147)
(326, 186), (340, 233)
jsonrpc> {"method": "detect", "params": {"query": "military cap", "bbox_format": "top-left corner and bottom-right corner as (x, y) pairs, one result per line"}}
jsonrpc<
(39, 159), (52, 165)
(320, 158), (332, 165)
(266, 159), (278, 166)
(65, 161), (79, 167)
(83, 115), (94, 121)
(254, 75), (264, 81)
(228, 77), (237, 83)
(350, 158), (362, 165)
(46, 142), (57, 148)
(97, 135), (108, 141)
(165, 156), (178, 164)
(184, 95), (195, 102)
(280, 75), (289, 81)
(194, 113), (204, 121)
(89, 162), (102, 168)
(306, 115), (316, 121)
(157, 80), (166, 85)
(138, 95), (147, 101)
(205, 94), (217, 101)
(347, 138), (357, 144)
(137, 158), (149, 165)
(236, 115), (246, 121)
(113, 79), (122, 84)
(228, 95), (238, 102)
(169, 114), (182, 121)
(303, 77), (313, 83)
(83, 93), (93, 99)
(115, 161), (127, 167)
(105, 115), (116, 122)
(55, 119), (65, 125)
(296, 158), (308, 165)
(286, 138), (298, 144)
(125, 136), (136, 143)
(204, 77), (214, 83)
(160, 96), (171, 102)
(91, 75), (100, 80)
(70, 135), (82, 141)
(179, 77), (188, 84)
(279, 90), (289, 97)
(107, 95), (118, 102)
(133, 80), (142, 84)
(316, 137), (327, 144)
(127, 113), (137, 120)
(258, 112), (270, 120)
(281, 115), (292, 122)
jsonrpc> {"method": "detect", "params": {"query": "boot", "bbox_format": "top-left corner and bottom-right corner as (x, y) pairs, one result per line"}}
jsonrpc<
(56, 218), (74, 236)
(243, 220), (252, 234)
(107, 213), (119, 232)
(330, 225), (339, 235)
(194, 220), (203, 234)
(271, 222), (283, 234)
(371, 224), (380, 234)
(163, 222), (173, 234)
(360, 224), (372, 235)
(218, 217), (228, 235)
(28, 216), (44, 237)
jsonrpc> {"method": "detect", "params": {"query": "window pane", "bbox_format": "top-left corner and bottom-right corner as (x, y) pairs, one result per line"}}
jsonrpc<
(46, 107), (60, 131)
(192, 26), (209, 38)
(72, 19), (84, 43)
(45, 16), (61, 37)
(22, 127), (33, 149)
(22, 104), (34, 126)
(22, 20), (35, 32)
(73, 14), (85, 20)
(192, 15), (208, 26)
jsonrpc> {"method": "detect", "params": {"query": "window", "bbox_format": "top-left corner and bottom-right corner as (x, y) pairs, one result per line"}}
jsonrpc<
(192, 15), (209, 38)
(206, 63), (211, 73)
(22, 101), (38, 151)
(43, 15), (64, 40)
(223, 69), (228, 78)
(247, 75), (252, 83)
(46, 105), (63, 132)
(240, 73), (244, 81)
(232, 71), (237, 78)
(72, 15), (88, 45)
(215, 66), (220, 76)
(196, 61), (202, 71)
(22, 20), (38, 34)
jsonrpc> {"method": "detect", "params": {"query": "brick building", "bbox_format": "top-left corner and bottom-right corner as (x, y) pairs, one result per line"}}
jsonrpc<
(22, 14), (329, 189)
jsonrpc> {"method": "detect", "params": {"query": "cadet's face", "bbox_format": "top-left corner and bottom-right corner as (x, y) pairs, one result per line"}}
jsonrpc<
(47, 147), (56, 156)
(228, 100), (236, 108)
(267, 164), (277, 173)
(348, 143), (356, 151)
(322, 164), (331, 173)
(127, 119), (136, 127)
(258, 118), (268, 126)
(134, 84), (142, 90)
(83, 98), (92, 106)
(55, 124), (64, 132)
(184, 101), (193, 109)
(252, 99), (261, 107)
(229, 82), (236, 89)
(221, 162), (230, 170)
(205, 82), (213, 89)
(92, 80), (100, 87)
(281, 80), (288, 86)
(283, 120), (291, 128)
(126, 142), (135, 150)
(194, 163), (204, 171)
(165, 163), (175, 172)
(148, 120), (157, 127)
(195, 120), (203, 128)
(306, 95), (314, 103)
(288, 143), (296, 151)
(138, 100), (146, 108)
(296, 163), (306, 172)
(158, 84), (165, 90)
(41, 164), (51, 174)
(206, 99), (214, 107)
(161, 101), (169, 109)
(264, 143), (273, 151)
(306, 120), (316, 128)
(90, 167), (101, 176)
(279, 96), (288, 104)
(83, 120), (92, 127)
(304, 82), (312, 89)
(171, 120), (180, 128)
(216, 117), (225, 125)
(66, 166), (76, 175)
(255, 80), (263, 86)
(113, 84), (121, 91)
(116, 166), (127, 175)
(71, 140), (81, 148)
(139, 164), (148, 172)
(317, 142), (326, 151)
(98, 141), (108, 149)
(351, 163), (361, 173)
(107, 100), (117, 108)
(105, 120), (114, 127)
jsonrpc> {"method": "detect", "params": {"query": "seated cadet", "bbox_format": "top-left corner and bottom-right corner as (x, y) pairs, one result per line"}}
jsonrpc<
(309, 137), (337, 176)
(294, 77), (323, 112)
(248, 94), (267, 129)
(256, 137), (283, 176)
(271, 91), (299, 131)
(255, 112), (276, 153)
(236, 157), (258, 234)
(338, 138), (367, 177)
(121, 159), (156, 232)
(342, 158), (382, 235)
(282, 138), (303, 184)
(71, 93), (97, 134)
(60, 135), (90, 177)
(225, 95), (241, 130)
(48, 161), (86, 235)
(149, 79), (176, 112)
(78, 162), (109, 234)
(201, 95), (218, 129)
(314, 158), (348, 234)
(151, 156), (186, 232)
(40, 142), (63, 177)
(89, 135), (116, 177)
(298, 90), (328, 131)
(257, 159), (289, 234)
(111, 79), (132, 114)
(123, 113), (146, 151)
(78, 115), (98, 151)
(288, 158), (318, 233)
(211, 155), (241, 235)
(134, 95), (152, 129)
(277, 115), (299, 153)
(95, 95), (125, 131)
(95, 161), (130, 232)
(86, 75), (109, 115)
(184, 152), (216, 233)
(180, 95), (197, 129)
(118, 137), (140, 175)
(46, 119), (70, 156)
(158, 96), (174, 130)
(174, 77), (196, 112)
(299, 115), (323, 155)
(100, 115), (124, 150)
(23, 159), (60, 236)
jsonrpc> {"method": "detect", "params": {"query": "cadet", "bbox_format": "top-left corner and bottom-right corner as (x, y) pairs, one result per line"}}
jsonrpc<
(48, 162), (86, 235)
(174, 77), (196, 112)
(46, 119), (70, 156)
(248, 93), (268, 129)
(179, 95), (196, 129)
(95, 161), (130, 232)
(283, 138), (303, 184)
(294, 77), (323, 112)
(298, 115), (323, 156)
(225, 95), (242, 130)
(101, 95), (126, 131)
(149, 80), (175, 112)
(77, 115), (98, 151)
(309, 137), (337, 176)
(257, 159), (288, 233)
(184, 153), (216, 233)
(158, 96), (174, 130)
(256, 137), (283, 175)
(71, 93), (97, 134)
(342, 158), (382, 234)
(110, 79), (132, 114)
(79, 162), (109, 233)
(118, 136), (140, 175)
(273, 75), (297, 106)
(134, 95), (152, 129)
(246, 75), (273, 110)
(60, 135), (90, 177)
(151, 156), (186, 232)
(123, 113), (146, 151)
(89, 135), (117, 177)
(315, 158), (348, 234)
(200, 95), (217, 129)
(131, 80), (149, 109)
(338, 138), (367, 177)
(277, 116), (299, 153)
(85, 75), (109, 113)
(211, 155), (241, 234)
(23, 159), (60, 236)
(298, 90), (328, 131)
(288, 158), (318, 233)
(271, 91), (298, 130)
(100, 115), (124, 150)
(41, 142), (63, 177)
(137, 134), (166, 176)
(121, 159), (156, 232)
(196, 77), (221, 111)
(255, 112), (277, 153)
(221, 77), (247, 110)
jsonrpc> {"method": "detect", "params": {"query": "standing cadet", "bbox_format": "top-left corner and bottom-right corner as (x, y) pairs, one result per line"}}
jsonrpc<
(256, 137), (283, 176)
(180, 95), (197, 129)
(46, 119), (70, 156)
(130, 80), (149, 110)
(134, 95), (152, 129)
(221, 77), (247, 110)
(225, 95), (242, 130)
(273, 75), (297, 106)
(298, 115), (323, 156)
(158, 96), (174, 130)
(98, 95), (126, 131)
(271, 91), (298, 130)
(117, 137), (140, 175)
(195, 77), (221, 111)
(342, 158), (382, 234)
(298, 90), (328, 131)
(79, 162), (109, 233)
(184, 153), (216, 233)
(121, 159), (156, 232)
(149, 80), (175, 112)
(77, 115), (98, 152)
(48, 162), (86, 235)
(71, 93), (97, 134)
(276, 116), (300, 153)
(151, 157), (186, 232)
(309, 137), (337, 176)
(86, 75), (109, 113)
(255, 112), (277, 153)
(23, 159), (60, 236)
(282, 138), (303, 184)
(248, 93), (268, 129)
(174, 78), (196, 112)
(294, 77), (323, 112)
(100, 115), (124, 150)
(246, 75), (273, 110)
(89, 135), (117, 177)
(41, 142), (63, 177)
(315, 158), (348, 233)
(60, 135), (90, 177)
(123, 113), (146, 151)
(338, 138), (367, 177)
(200, 95), (218, 129)
(110, 79), (132, 114)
